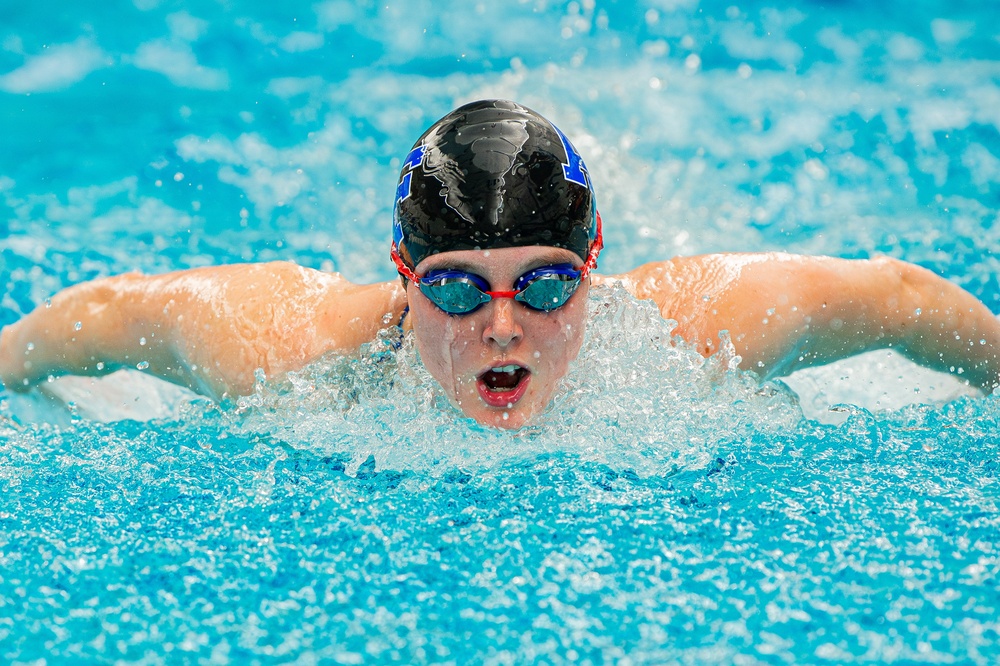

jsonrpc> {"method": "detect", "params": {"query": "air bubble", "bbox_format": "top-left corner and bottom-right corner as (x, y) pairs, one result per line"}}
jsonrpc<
(74, 321), (83, 331)
(140, 337), (147, 346)
(502, 412), (509, 420)
(137, 361), (150, 370)
(96, 362), (105, 371)
(26, 343), (34, 351)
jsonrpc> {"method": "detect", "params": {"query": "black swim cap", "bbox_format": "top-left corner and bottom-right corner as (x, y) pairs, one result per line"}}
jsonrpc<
(392, 99), (600, 269)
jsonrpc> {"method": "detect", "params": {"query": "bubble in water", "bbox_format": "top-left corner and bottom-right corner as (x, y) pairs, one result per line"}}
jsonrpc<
(502, 412), (509, 420)
(139, 337), (147, 346)
(137, 361), (149, 370)
(74, 322), (82, 331)
(26, 343), (34, 351)
(96, 362), (105, 370)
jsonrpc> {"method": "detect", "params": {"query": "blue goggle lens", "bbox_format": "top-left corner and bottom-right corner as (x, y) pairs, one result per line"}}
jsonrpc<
(419, 276), (491, 314)
(515, 274), (581, 312)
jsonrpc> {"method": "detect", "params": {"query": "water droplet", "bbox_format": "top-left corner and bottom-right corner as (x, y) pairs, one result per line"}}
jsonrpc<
(981, 339), (987, 345)
(96, 362), (105, 371)
(137, 361), (149, 370)
(915, 308), (922, 316)
(44, 298), (52, 308)
(502, 412), (509, 420)
(139, 337), (147, 346)
(74, 321), (82, 331)
(533, 351), (541, 359)
(25, 342), (34, 351)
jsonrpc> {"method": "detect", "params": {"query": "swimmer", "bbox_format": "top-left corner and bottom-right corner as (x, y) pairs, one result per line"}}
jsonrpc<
(2, 99), (999, 429)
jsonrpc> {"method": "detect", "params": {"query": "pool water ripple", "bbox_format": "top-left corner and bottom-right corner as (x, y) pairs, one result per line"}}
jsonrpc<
(4, 0), (1000, 661)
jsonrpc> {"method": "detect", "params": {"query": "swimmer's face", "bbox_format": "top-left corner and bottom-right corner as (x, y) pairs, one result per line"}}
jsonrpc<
(407, 246), (590, 430)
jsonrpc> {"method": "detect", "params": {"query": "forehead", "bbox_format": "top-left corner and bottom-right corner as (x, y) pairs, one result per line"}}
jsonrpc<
(416, 245), (581, 274)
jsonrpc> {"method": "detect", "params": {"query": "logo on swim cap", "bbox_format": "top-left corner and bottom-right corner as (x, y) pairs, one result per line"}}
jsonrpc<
(553, 125), (590, 189)
(392, 99), (599, 269)
(393, 144), (427, 247)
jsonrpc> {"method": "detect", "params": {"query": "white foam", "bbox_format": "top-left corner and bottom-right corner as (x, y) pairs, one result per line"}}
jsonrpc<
(782, 349), (980, 425)
(279, 32), (325, 53)
(0, 39), (107, 94)
(132, 39), (229, 90)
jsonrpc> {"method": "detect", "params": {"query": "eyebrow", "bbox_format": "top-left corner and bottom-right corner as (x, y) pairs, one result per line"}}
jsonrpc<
(423, 249), (579, 274)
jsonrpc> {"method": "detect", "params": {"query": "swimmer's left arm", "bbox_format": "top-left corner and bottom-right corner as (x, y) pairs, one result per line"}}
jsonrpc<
(619, 253), (1000, 391)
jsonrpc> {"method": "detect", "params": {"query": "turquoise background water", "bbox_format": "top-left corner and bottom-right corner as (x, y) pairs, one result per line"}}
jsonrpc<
(2, 0), (1000, 663)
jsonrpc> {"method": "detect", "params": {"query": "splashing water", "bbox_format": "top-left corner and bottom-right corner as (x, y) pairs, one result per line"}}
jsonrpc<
(229, 286), (800, 478)
(3, 0), (1000, 661)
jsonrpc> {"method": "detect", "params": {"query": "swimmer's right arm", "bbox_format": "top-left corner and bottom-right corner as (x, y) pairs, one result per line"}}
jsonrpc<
(0, 262), (406, 399)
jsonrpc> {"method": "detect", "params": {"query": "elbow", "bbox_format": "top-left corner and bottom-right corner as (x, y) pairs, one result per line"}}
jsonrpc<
(0, 322), (33, 391)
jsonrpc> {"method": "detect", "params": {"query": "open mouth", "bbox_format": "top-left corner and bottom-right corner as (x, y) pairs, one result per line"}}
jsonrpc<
(477, 364), (531, 407)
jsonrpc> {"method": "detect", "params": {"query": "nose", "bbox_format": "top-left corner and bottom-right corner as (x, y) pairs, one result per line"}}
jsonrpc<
(483, 297), (523, 348)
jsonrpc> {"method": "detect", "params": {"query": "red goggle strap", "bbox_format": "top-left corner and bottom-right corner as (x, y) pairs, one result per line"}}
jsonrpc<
(391, 242), (421, 283)
(581, 211), (604, 279)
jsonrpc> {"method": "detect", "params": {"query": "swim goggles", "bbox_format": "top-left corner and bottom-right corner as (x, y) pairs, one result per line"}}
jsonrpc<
(391, 213), (603, 315)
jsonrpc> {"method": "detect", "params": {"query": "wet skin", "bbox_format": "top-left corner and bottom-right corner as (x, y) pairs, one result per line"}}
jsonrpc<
(406, 246), (590, 430)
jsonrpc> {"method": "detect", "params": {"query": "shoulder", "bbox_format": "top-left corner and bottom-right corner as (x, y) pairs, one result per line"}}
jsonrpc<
(593, 253), (781, 316)
(146, 260), (405, 356)
(595, 252), (894, 301)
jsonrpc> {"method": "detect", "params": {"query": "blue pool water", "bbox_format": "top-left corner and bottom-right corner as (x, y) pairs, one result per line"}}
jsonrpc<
(3, 0), (1000, 662)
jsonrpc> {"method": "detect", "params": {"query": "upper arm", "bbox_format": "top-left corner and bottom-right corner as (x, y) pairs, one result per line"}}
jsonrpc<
(147, 262), (406, 397)
(612, 253), (1000, 389)
(0, 263), (406, 398)
(694, 255), (903, 376)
